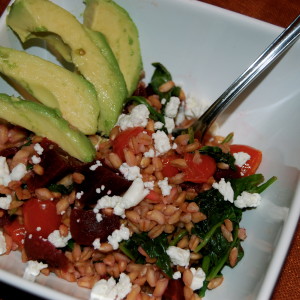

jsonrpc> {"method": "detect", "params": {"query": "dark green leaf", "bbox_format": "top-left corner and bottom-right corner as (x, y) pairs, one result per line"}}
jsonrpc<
(199, 146), (236, 170)
(48, 183), (74, 195)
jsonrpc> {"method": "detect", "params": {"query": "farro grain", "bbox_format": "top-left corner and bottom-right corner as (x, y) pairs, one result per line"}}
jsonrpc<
(173, 191), (186, 205)
(98, 242), (114, 253)
(189, 235), (200, 251)
(175, 134), (189, 146)
(158, 80), (175, 93)
(109, 126), (120, 141)
(146, 119), (155, 132)
(238, 228), (247, 240)
(217, 162), (229, 170)
(32, 164), (44, 175)
(163, 224), (175, 233)
(177, 236), (189, 248)
(108, 152), (123, 169)
(59, 224), (69, 237)
(190, 252), (202, 260)
(35, 188), (54, 200)
(147, 210), (165, 225)
(184, 141), (200, 153)
(167, 210), (181, 225)
(207, 276), (224, 290)
(186, 202), (199, 213)
(224, 219), (233, 232)
(72, 172), (85, 184)
(140, 157), (151, 168)
(124, 149), (137, 166)
(148, 224), (164, 239)
(221, 224), (233, 242)
(153, 278), (168, 297)
(191, 212), (207, 223)
(170, 158), (187, 169)
(56, 197), (70, 215)
(229, 247), (238, 267)
(184, 286), (193, 300)
(126, 284), (141, 300)
(180, 212), (192, 224)
(154, 171), (164, 181)
(183, 268), (193, 287)
(143, 164), (155, 175)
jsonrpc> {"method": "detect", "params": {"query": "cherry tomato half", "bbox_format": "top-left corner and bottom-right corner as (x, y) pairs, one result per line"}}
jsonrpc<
(4, 219), (26, 247)
(183, 153), (216, 183)
(230, 144), (262, 177)
(112, 127), (145, 161)
(23, 198), (61, 238)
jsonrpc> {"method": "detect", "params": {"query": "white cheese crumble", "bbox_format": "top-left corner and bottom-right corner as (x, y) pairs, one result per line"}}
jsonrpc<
(90, 273), (132, 300)
(107, 224), (130, 250)
(234, 191), (261, 209)
(76, 191), (84, 199)
(31, 155), (41, 164)
(33, 143), (44, 155)
(233, 152), (251, 167)
(117, 104), (149, 131)
(165, 96), (180, 118)
(119, 163), (141, 181)
(0, 231), (7, 255)
(166, 246), (190, 267)
(143, 148), (155, 158)
(173, 271), (182, 280)
(212, 178), (234, 203)
(152, 130), (171, 156)
(90, 160), (102, 171)
(164, 117), (175, 134)
(23, 260), (48, 282)
(92, 238), (101, 250)
(0, 194), (12, 210)
(96, 212), (103, 223)
(184, 97), (208, 120)
(94, 178), (149, 218)
(190, 267), (206, 290)
(158, 177), (172, 196)
(154, 121), (164, 130)
(47, 230), (72, 248)
(143, 181), (154, 190)
(0, 157), (27, 187)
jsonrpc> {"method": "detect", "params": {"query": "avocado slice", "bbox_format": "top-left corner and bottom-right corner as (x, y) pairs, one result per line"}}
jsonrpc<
(6, 0), (128, 134)
(0, 46), (99, 135)
(0, 93), (95, 162)
(84, 0), (143, 96)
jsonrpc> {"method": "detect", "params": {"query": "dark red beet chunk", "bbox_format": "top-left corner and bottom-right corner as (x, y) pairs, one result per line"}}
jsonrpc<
(24, 234), (69, 270)
(75, 162), (131, 205)
(180, 182), (204, 194)
(26, 138), (83, 192)
(162, 279), (185, 300)
(214, 167), (242, 181)
(0, 209), (11, 227)
(70, 209), (120, 246)
(0, 147), (19, 158)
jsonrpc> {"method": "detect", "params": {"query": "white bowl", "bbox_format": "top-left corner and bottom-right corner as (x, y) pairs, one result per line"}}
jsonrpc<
(0, 0), (300, 299)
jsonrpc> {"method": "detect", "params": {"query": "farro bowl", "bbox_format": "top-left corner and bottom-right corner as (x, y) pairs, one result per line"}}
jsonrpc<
(0, 0), (300, 300)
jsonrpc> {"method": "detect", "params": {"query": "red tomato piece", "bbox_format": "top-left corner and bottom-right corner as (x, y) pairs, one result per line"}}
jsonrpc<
(23, 198), (61, 238)
(112, 127), (145, 161)
(4, 219), (26, 247)
(183, 153), (216, 183)
(161, 155), (180, 178)
(145, 190), (161, 203)
(230, 144), (262, 177)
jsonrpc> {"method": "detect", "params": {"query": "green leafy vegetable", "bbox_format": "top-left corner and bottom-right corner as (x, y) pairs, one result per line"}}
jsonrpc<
(221, 132), (234, 144)
(200, 146), (236, 170)
(150, 62), (181, 101)
(120, 232), (174, 278)
(47, 183), (74, 195)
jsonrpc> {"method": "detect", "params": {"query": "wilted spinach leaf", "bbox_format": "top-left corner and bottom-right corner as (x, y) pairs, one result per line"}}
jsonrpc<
(48, 183), (74, 195)
(120, 232), (174, 278)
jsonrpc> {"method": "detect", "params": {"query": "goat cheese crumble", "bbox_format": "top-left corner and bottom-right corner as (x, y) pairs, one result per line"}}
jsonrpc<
(158, 177), (172, 196)
(0, 195), (12, 210)
(48, 230), (72, 248)
(233, 152), (251, 167)
(190, 267), (206, 290)
(164, 96), (180, 118)
(166, 246), (190, 267)
(23, 260), (48, 281)
(119, 163), (141, 181)
(90, 273), (132, 300)
(107, 224), (130, 250)
(94, 178), (149, 218)
(117, 104), (149, 131)
(234, 191), (261, 208)
(0, 157), (27, 187)
(33, 143), (44, 155)
(212, 178), (234, 203)
(152, 130), (171, 156)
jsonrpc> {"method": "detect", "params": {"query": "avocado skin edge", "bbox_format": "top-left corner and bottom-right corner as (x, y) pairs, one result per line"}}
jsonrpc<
(0, 93), (96, 162)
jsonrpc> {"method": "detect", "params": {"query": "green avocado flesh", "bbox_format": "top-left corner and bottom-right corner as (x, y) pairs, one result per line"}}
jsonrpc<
(84, 0), (143, 96)
(0, 93), (96, 162)
(0, 46), (99, 135)
(6, 0), (128, 134)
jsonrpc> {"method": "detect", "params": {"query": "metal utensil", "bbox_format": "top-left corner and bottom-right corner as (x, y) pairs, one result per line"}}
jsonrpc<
(173, 15), (300, 140)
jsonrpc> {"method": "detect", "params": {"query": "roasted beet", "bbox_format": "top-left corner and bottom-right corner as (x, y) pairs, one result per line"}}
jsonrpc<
(24, 234), (69, 270)
(75, 162), (131, 205)
(180, 182), (204, 194)
(26, 138), (83, 192)
(0, 209), (11, 227)
(162, 279), (185, 300)
(70, 209), (120, 246)
(0, 147), (19, 158)
(214, 167), (242, 181)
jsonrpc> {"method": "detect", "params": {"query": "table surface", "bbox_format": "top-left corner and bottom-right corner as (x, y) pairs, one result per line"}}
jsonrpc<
(0, 0), (299, 300)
